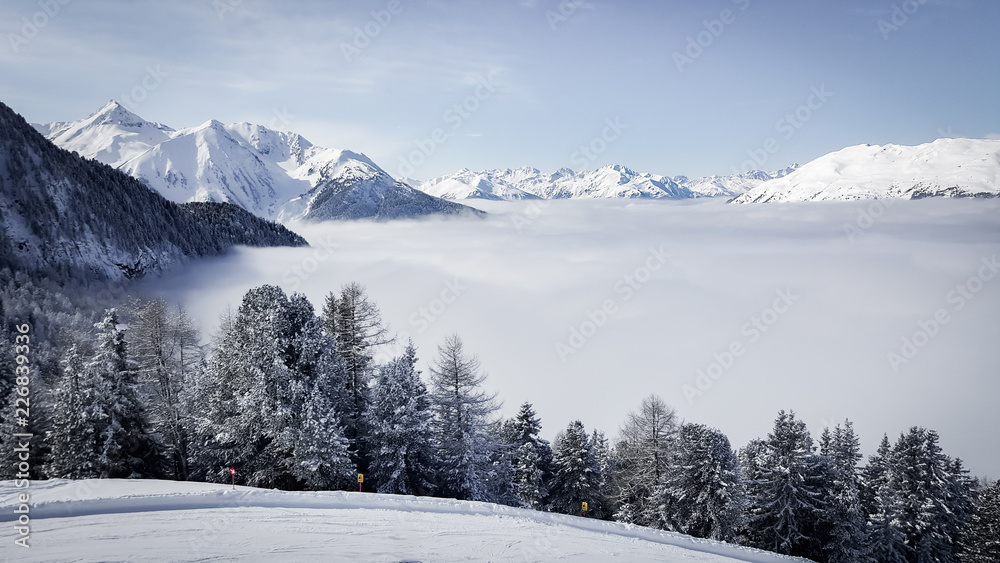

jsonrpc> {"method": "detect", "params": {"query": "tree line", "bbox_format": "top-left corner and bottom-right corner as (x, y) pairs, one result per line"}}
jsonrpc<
(1, 282), (998, 562)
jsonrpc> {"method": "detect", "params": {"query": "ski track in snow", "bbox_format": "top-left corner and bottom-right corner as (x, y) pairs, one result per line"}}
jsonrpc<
(0, 479), (809, 562)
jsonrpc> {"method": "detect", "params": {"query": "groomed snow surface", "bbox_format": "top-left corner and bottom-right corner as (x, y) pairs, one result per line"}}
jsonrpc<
(1, 479), (808, 562)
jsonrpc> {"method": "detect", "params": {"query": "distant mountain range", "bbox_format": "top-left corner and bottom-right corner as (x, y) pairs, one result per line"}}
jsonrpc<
(1, 101), (305, 282)
(409, 164), (799, 201)
(730, 138), (1000, 203)
(37, 102), (999, 213)
(37, 101), (478, 222)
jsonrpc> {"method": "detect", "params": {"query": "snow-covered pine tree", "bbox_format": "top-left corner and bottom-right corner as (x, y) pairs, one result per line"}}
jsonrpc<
(738, 438), (770, 547)
(860, 434), (893, 524)
(198, 286), (297, 487)
(87, 309), (161, 478)
(285, 308), (355, 491)
(960, 480), (1000, 562)
(747, 410), (830, 559)
(367, 342), (437, 496)
(0, 306), (12, 433)
(499, 402), (553, 509)
(322, 282), (392, 475)
(946, 458), (976, 561)
(659, 423), (745, 542)
(588, 429), (612, 519)
(549, 420), (602, 516)
(196, 286), (353, 490)
(611, 395), (677, 528)
(481, 439), (522, 507)
(427, 334), (501, 502)
(44, 346), (102, 478)
(289, 368), (354, 490)
(864, 435), (909, 563)
(889, 427), (972, 562)
(0, 309), (21, 479)
(818, 421), (870, 563)
(511, 442), (545, 508)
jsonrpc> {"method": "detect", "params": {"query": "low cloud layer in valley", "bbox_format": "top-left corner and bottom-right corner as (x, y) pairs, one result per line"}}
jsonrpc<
(143, 198), (1000, 478)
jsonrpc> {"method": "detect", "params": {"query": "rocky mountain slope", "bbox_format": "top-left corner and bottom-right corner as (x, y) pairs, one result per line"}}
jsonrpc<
(1, 101), (305, 282)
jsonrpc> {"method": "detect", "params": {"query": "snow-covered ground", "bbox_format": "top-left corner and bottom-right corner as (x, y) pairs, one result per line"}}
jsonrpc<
(0, 479), (807, 562)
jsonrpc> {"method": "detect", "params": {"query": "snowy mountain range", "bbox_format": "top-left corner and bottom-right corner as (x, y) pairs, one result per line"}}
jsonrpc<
(0, 101), (305, 282)
(37, 101), (477, 222)
(41, 103), (998, 212)
(731, 138), (1000, 203)
(413, 164), (799, 201)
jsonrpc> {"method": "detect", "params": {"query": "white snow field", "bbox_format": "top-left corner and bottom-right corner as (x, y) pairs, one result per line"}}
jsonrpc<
(0, 479), (807, 562)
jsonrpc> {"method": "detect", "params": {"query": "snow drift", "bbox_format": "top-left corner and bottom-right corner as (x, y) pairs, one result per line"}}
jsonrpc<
(0, 479), (810, 562)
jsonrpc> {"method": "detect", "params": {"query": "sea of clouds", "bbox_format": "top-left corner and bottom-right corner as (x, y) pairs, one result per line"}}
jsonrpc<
(142, 198), (1000, 478)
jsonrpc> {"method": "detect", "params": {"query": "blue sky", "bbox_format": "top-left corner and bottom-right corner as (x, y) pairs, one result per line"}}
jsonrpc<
(2, 0), (998, 180)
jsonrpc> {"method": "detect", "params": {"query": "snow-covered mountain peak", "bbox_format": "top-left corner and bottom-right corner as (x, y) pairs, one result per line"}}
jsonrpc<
(184, 118), (228, 134)
(731, 138), (1000, 203)
(411, 164), (802, 201)
(35, 100), (174, 166)
(40, 103), (478, 222)
(291, 147), (385, 185)
(225, 122), (314, 167)
(90, 99), (167, 129)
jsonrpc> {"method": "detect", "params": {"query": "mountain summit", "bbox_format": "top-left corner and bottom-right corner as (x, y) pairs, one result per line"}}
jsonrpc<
(36, 104), (479, 222)
(36, 100), (174, 167)
(731, 138), (1000, 203)
(2, 101), (304, 282)
(413, 165), (796, 201)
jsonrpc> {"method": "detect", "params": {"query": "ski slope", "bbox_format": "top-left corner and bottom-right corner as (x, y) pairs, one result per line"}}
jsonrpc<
(1, 479), (808, 562)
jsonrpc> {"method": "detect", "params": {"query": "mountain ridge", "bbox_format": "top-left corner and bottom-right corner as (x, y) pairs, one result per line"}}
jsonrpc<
(731, 138), (1000, 203)
(37, 103), (481, 223)
(2, 100), (305, 282)
(412, 163), (799, 201)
